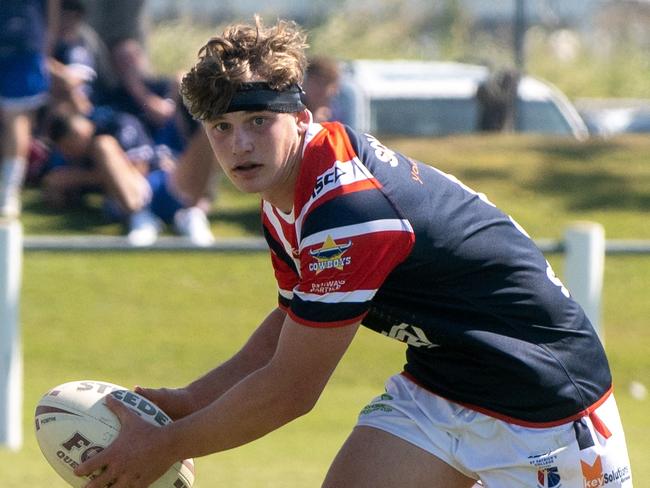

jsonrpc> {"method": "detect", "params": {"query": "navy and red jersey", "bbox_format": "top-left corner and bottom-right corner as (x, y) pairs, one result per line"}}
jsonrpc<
(262, 121), (612, 426)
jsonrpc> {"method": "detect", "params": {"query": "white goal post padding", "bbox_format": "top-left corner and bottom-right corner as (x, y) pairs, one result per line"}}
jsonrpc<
(0, 220), (23, 450)
(564, 222), (605, 343)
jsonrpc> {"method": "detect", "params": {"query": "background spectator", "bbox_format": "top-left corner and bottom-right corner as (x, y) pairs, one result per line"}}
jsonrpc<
(45, 107), (215, 246)
(302, 55), (341, 122)
(0, 0), (60, 217)
(48, 0), (116, 115)
(476, 68), (520, 132)
(81, 0), (148, 51)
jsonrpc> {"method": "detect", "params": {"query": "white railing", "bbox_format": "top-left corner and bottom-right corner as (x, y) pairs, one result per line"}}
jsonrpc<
(3, 222), (650, 449)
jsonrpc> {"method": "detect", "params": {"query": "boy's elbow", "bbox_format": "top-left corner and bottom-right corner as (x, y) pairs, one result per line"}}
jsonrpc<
(283, 383), (323, 419)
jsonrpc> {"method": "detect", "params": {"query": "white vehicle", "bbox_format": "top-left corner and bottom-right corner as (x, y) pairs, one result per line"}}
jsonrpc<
(332, 59), (589, 139)
(576, 98), (650, 136)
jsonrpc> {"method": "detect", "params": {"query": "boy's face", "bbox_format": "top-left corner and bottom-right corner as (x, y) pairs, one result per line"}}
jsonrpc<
(203, 109), (310, 212)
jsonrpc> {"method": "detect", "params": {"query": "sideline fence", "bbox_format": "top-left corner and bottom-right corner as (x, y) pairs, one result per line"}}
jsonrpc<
(3, 222), (650, 450)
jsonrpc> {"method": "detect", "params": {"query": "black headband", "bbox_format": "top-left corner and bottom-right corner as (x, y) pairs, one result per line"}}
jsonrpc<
(226, 82), (305, 113)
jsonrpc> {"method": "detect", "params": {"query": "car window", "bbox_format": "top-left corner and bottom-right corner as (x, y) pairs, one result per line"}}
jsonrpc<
(370, 98), (478, 136)
(518, 100), (573, 135)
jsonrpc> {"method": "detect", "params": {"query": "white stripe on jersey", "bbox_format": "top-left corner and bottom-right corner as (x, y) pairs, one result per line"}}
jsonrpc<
(295, 157), (375, 239)
(300, 219), (414, 251)
(278, 288), (294, 300)
(263, 201), (301, 275)
(294, 288), (377, 304)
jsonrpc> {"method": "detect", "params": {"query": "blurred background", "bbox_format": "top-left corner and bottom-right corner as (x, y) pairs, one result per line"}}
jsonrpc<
(1, 1), (649, 487)
(148, 0), (650, 122)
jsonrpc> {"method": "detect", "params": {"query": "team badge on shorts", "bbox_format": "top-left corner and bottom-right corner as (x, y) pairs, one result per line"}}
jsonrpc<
(537, 467), (562, 488)
(529, 452), (562, 488)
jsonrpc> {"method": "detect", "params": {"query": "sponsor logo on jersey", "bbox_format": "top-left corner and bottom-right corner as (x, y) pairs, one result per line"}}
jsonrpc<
(308, 235), (352, 274)
(581, 456), (631, 487)
(310, 279), (347, 294)
(408, 157), (424, 184)
(381, 323), (439, 348)
(366, 134), (398, 167)
(312, 164), (346, 198)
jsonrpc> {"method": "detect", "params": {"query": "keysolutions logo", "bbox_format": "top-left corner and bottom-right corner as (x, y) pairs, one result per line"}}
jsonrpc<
(582, 456), (631, 487)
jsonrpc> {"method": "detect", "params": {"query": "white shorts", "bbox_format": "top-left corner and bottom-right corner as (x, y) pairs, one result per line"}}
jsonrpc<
(356, 374), (633, 488)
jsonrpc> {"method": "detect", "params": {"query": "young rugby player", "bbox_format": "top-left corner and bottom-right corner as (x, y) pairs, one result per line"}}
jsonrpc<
(76, 17), (633, 488)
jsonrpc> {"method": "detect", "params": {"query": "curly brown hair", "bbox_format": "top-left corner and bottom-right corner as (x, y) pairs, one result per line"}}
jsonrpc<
(180, 16), (309, 121)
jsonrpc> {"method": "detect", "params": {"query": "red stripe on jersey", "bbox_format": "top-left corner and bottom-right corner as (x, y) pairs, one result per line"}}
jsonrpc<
(264, 206), (298, 248)
(294, 123), (358, 211)
(307, 178), (382, 215)
(270, 251), (298, 293)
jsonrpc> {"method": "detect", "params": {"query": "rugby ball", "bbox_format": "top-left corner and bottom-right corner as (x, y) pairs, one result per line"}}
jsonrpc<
(34, 380), (195, 488)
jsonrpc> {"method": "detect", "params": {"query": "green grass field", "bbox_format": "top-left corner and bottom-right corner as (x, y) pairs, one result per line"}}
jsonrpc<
(2, 134), (649, 486)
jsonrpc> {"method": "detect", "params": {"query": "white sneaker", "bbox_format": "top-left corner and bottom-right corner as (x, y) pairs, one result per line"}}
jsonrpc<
(0, 189), (21, 218)
(0, 158), (26, 218)
(127, 208), (161, 247)
(174, 207), (215, 247)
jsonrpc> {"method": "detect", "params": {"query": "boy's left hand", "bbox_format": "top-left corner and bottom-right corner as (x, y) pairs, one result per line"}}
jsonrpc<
(75, 394), (175, 488)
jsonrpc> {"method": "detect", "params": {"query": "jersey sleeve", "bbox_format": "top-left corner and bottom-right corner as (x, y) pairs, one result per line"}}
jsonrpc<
(262, 222), (300, 312)
(291, 161), (415, 328)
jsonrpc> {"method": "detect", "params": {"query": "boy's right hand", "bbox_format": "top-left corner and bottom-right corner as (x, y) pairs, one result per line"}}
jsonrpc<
(134, 385), (196, 420)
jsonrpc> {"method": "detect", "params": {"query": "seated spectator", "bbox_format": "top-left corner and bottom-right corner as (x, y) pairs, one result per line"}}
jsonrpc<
(108, 38), (178, 138)
(79, 1), (177, 140)
(44, 107), (215, 246)
(47, 0), (116, 115)
(302, 56), (342, 123)
(103, 36), (221, 216)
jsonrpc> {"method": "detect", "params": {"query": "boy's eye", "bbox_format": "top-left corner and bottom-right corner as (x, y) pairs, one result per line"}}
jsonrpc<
(252, 117), (265, 126)
(214, 122), (230, 132)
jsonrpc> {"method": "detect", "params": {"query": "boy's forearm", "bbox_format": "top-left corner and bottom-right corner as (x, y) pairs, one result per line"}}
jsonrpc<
(165, 354), (308, 460)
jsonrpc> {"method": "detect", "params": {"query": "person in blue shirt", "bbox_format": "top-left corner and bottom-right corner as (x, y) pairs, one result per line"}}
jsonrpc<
(48, 0), (116, 115)
(0, 0), (60, 217)
(44, 107), (215, 246)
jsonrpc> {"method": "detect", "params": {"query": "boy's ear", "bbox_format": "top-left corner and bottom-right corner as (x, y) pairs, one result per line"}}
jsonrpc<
(296, 109), (311, 130)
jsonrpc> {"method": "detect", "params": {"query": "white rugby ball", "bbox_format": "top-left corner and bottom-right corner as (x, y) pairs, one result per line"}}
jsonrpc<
(35, 380), (195, 488)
